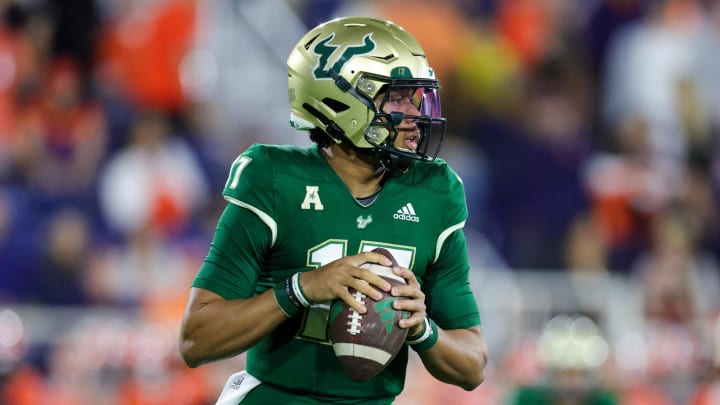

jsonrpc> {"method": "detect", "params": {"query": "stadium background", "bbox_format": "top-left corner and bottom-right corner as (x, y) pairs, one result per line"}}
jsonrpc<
(1, 0), (719, 403)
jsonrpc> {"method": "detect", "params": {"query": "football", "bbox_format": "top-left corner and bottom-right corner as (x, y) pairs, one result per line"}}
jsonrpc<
(328, 248), (409, 382)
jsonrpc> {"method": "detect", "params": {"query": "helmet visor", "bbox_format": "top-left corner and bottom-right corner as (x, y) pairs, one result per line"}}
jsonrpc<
(418, 86), (442, 119)
(368, 82), (446, 162)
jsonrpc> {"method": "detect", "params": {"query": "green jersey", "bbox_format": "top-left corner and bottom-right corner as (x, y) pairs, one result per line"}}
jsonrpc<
(193, 144), (480, 403)
(509, 385), (619, 405)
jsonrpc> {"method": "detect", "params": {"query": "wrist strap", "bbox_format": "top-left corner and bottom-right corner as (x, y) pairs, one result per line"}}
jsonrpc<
(407, 316), (438, 352)
(273, 275), (302, 318)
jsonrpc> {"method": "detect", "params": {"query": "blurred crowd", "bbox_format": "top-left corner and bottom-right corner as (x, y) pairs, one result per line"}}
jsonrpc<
(0, 0), (719, 404)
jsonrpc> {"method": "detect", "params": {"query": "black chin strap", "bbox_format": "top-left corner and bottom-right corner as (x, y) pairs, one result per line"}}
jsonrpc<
(375, 146), (414, 173)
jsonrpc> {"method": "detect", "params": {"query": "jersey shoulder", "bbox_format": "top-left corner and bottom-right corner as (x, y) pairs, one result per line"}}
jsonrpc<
(232, 143), (317, 167)
(406, 158), (466, 207)
(221, 143), (320, 213)
(387, 158), (468, 228)
(408, 158), (463, 186)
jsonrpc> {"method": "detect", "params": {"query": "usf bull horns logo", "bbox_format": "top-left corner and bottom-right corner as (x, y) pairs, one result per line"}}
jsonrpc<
(312, 33), (376, 79)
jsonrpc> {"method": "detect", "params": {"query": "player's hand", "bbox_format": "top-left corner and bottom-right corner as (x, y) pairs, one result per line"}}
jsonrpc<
(299, 252), (392, 314)
(390, 266), (426, 335)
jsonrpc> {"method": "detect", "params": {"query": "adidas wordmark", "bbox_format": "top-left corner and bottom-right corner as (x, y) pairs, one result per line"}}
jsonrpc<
(393, 203), (420, 222)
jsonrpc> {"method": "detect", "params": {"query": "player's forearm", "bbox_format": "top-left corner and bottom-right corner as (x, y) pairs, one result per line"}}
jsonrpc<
(179, 287), (287, 368)
(417, 326), (488, 391)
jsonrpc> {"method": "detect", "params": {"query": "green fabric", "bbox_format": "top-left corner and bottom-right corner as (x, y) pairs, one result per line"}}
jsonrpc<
(509, 385), (620, 405)
(192, 144), (480, 402)
(242, 381), (394, 404)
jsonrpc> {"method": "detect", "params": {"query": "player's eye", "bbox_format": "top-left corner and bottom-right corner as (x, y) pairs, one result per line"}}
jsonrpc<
(387, 89), (415, 105)
(388, 94), (404, 104)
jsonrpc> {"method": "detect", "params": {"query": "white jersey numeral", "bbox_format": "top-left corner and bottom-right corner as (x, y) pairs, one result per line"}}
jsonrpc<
(225, 156), (252, 190)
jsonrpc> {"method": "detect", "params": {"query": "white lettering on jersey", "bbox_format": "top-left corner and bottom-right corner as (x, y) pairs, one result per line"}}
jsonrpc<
(393, 203), (420, 222)
(301, 185), (324, 210)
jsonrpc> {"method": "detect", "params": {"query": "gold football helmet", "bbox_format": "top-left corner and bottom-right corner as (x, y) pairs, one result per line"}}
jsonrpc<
(287, 16), (446, 172)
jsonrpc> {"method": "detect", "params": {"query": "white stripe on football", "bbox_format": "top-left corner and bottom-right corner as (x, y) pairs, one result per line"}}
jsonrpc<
(332, 343), (393, 365)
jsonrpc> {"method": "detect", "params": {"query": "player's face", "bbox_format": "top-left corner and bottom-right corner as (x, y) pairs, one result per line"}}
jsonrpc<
(375, 88), (422, 151)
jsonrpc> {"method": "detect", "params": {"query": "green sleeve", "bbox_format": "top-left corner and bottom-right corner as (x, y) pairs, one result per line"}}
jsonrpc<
(442, 164), (468, 227)
(192, 202), (272, 299)
(423, 229), (480, 329)
(192, 144), (277, 299)
(419, 161), (478, 329)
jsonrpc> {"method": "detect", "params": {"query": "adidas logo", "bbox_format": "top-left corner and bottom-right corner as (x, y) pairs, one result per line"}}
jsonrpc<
(393, 203), (420, 223)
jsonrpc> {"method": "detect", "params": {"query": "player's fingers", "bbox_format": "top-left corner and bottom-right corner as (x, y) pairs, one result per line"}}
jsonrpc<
(390, 279), (424, 303)
(324, 252), (386, 272)
(347, 278), (384, 302)
(393, 294), (425, 312)
(392, 266), (418, 286)
(302, 267), (355, 302)
(399, 309), (425, 329)
(338, 289), (367, 314)
(354, 266), (392, 292)
(358, 251), (394, 267)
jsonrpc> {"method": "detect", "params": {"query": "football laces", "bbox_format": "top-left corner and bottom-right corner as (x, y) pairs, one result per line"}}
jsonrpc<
(347, 290), (366, 335)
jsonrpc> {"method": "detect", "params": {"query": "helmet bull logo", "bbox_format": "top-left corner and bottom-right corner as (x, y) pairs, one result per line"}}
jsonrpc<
(312, 33), (376, 80)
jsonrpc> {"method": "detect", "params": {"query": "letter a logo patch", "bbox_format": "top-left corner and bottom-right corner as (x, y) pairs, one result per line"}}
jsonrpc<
(301, 185), (324, 210)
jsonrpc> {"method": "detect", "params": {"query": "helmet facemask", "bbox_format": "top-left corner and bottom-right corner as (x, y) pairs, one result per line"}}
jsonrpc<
(360, 75), (446, 173)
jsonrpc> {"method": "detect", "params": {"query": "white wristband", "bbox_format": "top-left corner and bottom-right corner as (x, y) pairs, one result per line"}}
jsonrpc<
(406, 316), (433, 345)
(291, 272), (311, 307)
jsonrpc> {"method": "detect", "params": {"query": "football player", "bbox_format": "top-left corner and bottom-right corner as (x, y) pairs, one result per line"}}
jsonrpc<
(179, 16), (488, 404)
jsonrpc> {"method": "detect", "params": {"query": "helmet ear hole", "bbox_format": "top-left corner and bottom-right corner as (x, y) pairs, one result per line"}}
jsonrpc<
(322, 98), (349, 113)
